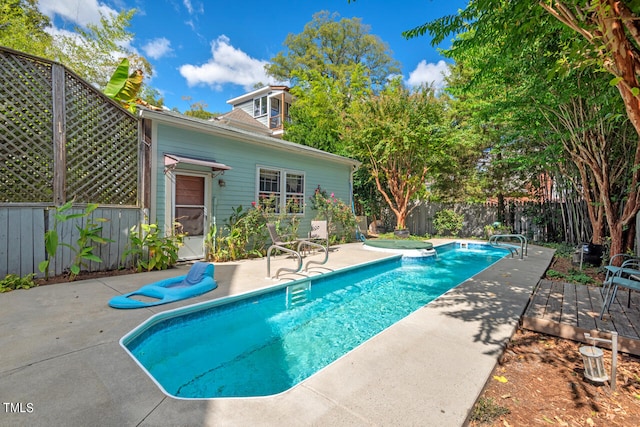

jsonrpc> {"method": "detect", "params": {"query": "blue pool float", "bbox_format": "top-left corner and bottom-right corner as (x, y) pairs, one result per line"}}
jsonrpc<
(109, 262), (217, 309)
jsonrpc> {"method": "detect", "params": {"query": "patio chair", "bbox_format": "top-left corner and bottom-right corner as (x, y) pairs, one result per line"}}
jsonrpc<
(266, 223), (300, 250)
(308, 220), (329, 247)
(600, 258), (640, 319)
(600, 253), (640, 302)
(602, 254), (640, 290)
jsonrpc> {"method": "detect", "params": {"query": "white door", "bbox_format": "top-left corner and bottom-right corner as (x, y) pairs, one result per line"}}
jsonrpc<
(174, 173), (208, 260)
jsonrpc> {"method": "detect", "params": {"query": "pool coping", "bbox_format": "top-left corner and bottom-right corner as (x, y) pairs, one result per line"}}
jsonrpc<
(0, 240), (555, 426)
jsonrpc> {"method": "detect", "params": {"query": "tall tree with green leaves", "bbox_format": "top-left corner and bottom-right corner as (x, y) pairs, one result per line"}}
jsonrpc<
(266, 11), (399, 90)
(343, 80), (450, 231)
(0, 0), (53, 57)
(54, 8), (152, 89)
(267, 11), (399, 152)
(406, 0), (640, 255)
(285, 65), (371, 153)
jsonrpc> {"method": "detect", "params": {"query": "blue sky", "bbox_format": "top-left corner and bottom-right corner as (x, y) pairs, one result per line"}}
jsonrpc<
(37, 0), (468, 113)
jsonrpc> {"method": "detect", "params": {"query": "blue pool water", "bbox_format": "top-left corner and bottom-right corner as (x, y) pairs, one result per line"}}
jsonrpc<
(123, 243), (508, 399)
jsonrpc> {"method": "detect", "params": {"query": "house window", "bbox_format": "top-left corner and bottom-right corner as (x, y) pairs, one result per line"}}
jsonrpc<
(257, 167), (305, 214)
(285, 172), (304, 213)
(269, 98), (281, 128)
(284, 101), (291, 123)
(253, 95), (267, 117)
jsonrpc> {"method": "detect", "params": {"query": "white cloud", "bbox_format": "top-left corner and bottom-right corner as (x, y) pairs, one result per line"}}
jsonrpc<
(142, 38), (173, 60)
(38, 0), (117, 27)
(179, 35), (275, 91)
(406, 60), (450, 89)
(183, 0), (194, 15)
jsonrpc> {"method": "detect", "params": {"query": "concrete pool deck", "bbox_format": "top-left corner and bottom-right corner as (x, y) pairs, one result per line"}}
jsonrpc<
(0, 240), (554, 426)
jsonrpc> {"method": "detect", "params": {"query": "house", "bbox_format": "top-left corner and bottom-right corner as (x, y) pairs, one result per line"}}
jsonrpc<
(219, 85), (293, 138)
(138, 107), (358, 260)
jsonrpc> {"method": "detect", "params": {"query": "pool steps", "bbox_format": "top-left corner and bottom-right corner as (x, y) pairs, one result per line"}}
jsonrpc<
(286, 280), (311, 308)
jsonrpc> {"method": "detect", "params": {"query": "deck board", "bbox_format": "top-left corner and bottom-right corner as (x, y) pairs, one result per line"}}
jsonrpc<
(544, 281), (564, 323)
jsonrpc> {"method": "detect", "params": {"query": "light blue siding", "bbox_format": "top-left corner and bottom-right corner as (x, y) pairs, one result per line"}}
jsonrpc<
(153, 122), (354, 238)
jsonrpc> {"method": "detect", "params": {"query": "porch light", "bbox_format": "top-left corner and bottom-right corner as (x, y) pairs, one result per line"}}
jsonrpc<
(579, 332), (618, 390)
(218, 179), (226, 187)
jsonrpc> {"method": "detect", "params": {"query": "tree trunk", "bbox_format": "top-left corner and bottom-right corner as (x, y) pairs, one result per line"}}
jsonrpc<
(542, 1), (640, 255)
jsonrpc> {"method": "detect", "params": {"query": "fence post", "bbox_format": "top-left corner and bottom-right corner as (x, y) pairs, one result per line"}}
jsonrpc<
(52, 64), (66, 205)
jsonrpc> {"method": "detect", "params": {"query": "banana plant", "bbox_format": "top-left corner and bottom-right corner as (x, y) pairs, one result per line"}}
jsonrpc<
(103, 58), (143, 113)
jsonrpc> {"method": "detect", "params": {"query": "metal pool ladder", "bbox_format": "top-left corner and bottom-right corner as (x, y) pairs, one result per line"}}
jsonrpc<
(488, 234), (528, 259)
(286, 280), (311, 308)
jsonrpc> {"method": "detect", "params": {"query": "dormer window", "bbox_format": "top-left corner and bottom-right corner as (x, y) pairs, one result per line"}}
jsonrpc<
(253, 95), (268, 117)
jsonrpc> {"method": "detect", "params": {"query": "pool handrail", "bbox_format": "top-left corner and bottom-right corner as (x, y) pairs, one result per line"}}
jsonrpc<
(299, 240), (329, 271)
(488, 234), (528, 259)
(267, 245), (303, 279)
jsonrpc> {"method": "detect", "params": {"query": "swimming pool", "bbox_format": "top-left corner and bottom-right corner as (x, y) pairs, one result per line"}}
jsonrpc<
(122, 243), (508, 399)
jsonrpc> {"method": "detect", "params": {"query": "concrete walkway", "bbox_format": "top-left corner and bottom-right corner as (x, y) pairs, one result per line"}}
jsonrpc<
(0, 241), (554, 427)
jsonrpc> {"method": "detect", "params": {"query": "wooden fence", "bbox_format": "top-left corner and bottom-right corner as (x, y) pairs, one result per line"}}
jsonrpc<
(0, 47), (142, 278)
(0, 206), (140, 278)
(403, 201), (569, 243)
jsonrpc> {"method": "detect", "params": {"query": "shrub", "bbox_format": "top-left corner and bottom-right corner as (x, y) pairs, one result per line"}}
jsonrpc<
(483, 221), (512, 239)
(309, 186), (357, 244)
(123, 222), (184, 272)
(206, 204), (269, 262)
(433, 209), (464, 236)
(0, 274), (37, 292)
(39, 200), (113, 281)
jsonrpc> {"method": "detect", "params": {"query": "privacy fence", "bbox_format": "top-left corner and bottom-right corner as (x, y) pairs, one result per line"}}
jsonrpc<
(0, 46), (142, 278)
(403, 200), (590, 245)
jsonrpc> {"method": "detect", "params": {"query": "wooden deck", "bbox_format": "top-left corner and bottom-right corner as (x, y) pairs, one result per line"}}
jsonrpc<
(522, 279), (640, 356)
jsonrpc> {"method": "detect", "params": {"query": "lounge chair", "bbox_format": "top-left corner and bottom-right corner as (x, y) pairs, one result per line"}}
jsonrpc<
(109, 262), (217, 309)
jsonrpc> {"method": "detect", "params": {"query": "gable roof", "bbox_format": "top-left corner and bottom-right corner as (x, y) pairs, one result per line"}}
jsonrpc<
(138, 107), (359, 168)
(213, 108), (271, 135)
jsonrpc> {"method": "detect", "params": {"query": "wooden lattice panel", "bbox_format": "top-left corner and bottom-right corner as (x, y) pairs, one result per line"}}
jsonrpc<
(64, 72), (138, 205)
(0, 51), (55, 202)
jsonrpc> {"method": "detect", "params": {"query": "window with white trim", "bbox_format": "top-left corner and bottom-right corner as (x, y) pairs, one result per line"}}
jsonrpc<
(257, 167), (305, 214)
(253, 95), (268, 117)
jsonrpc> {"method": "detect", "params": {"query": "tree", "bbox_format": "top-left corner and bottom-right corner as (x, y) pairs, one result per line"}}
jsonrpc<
(343, 80), (449, 231)
(266, 11), (400, 91)
(0, 0), (53, 57)
(285, 65), (371, 153)
(268, 12), (399, 154)
(54, 8), (152, 89)
(538, 1), (640, 256)
(405, 1), (640, 255)
(103, 58), (144, 113)
(182, 98), (216, 120)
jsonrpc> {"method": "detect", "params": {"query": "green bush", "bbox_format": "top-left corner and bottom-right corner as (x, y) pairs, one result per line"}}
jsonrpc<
(545, 268), (596, 285)
(38, 200), (113, 281)
(123, 222), (184, 272)
(483, 221), (512, 239)
(206, 204), (269, 262)
(0, 274), (37, 292)
(433, 209), (464, 236)
(309, 186), (357, 244)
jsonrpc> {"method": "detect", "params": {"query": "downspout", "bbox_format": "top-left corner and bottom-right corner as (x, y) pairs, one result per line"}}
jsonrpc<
(212, 196), (218, 255)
